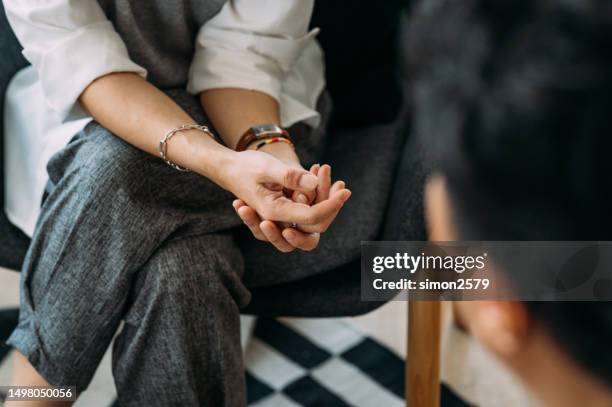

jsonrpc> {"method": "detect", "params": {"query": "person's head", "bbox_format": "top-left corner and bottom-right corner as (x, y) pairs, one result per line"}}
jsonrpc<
(407, 0), (612, 405)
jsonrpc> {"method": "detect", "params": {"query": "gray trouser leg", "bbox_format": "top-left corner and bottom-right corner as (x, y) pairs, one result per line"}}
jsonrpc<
(7, 122), (250, 406)
(113, 234), (247, 407)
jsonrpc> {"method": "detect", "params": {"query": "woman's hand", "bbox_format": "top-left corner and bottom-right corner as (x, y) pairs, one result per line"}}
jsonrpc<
(233, 199), (321, 252)
(220, 150), (351, 231)
(232, 163), (350, 252)
(200, 86), (350, 252)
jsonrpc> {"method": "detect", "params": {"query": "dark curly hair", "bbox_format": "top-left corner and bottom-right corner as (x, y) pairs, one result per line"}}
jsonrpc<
(406, 0), (612, 387)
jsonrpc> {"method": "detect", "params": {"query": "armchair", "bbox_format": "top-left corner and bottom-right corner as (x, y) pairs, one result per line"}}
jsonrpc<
(0, 0), (432, 404)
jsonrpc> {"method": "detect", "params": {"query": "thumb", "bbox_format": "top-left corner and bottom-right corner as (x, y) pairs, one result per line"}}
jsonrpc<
(266, 160), (319, 193)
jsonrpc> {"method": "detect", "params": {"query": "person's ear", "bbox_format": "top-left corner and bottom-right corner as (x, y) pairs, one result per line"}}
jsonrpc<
(425, 175), (458, 240)
(469, 301), (531, 358)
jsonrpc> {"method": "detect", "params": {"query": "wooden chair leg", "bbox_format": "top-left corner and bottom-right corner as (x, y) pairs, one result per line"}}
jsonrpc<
(406, 301), (441, 407)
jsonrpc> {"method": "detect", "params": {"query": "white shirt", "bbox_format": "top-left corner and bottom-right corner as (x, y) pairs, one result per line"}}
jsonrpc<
(3, 0), (325, 237)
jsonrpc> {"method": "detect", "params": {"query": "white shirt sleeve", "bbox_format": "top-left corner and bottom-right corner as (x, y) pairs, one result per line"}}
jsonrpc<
(187, 0), (319, 105)
(4, 0), (147, 121)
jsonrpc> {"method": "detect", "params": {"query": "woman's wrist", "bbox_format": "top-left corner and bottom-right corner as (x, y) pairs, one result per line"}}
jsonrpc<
(171, 127), (301, 194)
(249, 139), (301, 167)
(169, 127), (236, 187)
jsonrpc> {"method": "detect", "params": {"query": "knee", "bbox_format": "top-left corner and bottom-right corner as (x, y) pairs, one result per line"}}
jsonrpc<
(141, 236), (251, 310)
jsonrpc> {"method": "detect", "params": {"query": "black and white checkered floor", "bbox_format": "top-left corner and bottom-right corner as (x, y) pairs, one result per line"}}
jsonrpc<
(0, 310), (469, 406)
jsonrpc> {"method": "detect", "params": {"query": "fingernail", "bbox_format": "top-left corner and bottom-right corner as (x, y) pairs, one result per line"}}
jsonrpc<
(342, 190), (352, 203)
(285, 229), (296, 239)
(296, 193), (309, 204)
(299, 174), (318, 189)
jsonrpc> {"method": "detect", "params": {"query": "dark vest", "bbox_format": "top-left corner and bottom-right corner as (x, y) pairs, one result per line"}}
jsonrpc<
(97, 0), (226, 89)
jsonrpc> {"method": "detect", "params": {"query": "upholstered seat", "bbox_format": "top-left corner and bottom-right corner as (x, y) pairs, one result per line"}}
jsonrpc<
(0, 0), (424, 319)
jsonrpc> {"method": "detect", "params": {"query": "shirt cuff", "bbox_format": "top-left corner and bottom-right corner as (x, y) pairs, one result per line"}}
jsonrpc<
(187, 25), (319, 101)
(24, 20), (147, 122)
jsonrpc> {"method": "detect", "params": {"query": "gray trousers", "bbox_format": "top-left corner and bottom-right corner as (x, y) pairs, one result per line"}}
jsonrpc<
(7, 106), (403, 406)
(9, 122), (254, 406)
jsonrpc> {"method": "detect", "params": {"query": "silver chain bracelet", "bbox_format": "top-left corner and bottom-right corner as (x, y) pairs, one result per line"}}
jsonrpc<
(158, 124), (215, 172)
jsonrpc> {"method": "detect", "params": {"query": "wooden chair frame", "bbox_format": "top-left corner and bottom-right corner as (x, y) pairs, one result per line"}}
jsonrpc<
(406, 301), (442, 406)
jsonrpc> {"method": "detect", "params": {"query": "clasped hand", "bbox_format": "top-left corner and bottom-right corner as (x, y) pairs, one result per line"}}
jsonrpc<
(223, 150), (351, 252)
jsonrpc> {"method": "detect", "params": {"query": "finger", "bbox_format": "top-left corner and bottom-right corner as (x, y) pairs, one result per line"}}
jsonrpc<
(265, 188), (351, 225)
(292, 190), (315, 205)
(282, 228), (320, 252)
(237, 204), (261, 227)
(293, 188), (352, 233)
(264, 160), (319, 194)
(316, 164), (332, 203)
(330, 180), (345, 195)
(233, 199), (245, 210)
(310, 163), (321, 175)
(260, 220), (295, 252)
(237, 205), (267, 241)
(236, 205), (267, 241)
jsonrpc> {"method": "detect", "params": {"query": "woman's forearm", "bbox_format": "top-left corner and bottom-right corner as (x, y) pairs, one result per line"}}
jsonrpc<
(201, 88), (300, 164)
(200, 88), (280, 149)
(79, 72), (233, 186)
